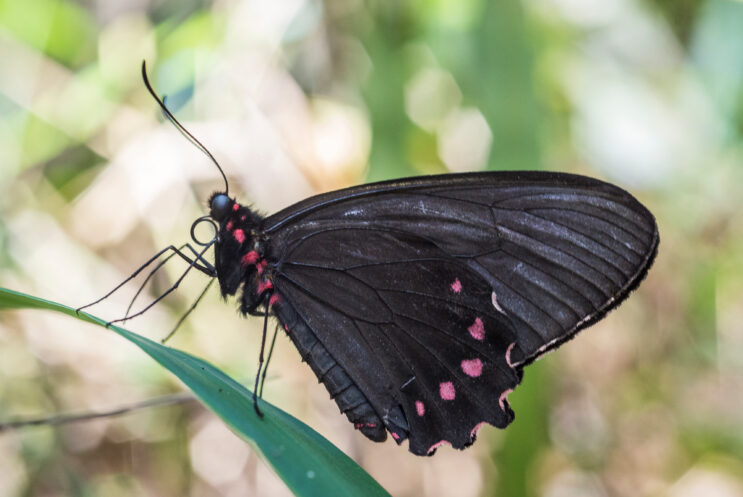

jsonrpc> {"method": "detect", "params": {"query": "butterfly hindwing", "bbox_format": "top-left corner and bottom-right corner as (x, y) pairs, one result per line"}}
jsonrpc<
(272, 228), (521, 454)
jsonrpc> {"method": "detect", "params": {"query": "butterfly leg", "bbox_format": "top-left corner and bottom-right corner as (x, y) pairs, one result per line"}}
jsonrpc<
(252, 295), (271, 417)
(77, 243), (216, 316)
(258, 323), (279, 398)
(123, 243), (193, 320)
(161, 278), (215, 344)
(105, 242), (215, 327)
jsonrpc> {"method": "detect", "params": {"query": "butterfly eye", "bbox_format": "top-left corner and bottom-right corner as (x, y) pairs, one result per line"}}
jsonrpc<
(209, 193), (232, 221)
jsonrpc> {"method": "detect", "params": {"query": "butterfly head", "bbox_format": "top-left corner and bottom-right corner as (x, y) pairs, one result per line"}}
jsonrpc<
(209, 193), (232, 222)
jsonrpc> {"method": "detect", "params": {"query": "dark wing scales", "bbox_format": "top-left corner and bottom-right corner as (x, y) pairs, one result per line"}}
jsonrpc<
(270, 295), (390, 442)
(473, 188), (657, 363)
(273, 228), (522, 455)
(262, 171), (658, 454)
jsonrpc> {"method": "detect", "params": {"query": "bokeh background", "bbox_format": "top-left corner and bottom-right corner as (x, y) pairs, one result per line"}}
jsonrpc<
(1, 0), (742, 496)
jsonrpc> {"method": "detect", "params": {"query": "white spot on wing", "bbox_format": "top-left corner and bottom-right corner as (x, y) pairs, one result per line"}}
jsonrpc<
(491, 291), (505, 314)
(344, 207), (364, 217)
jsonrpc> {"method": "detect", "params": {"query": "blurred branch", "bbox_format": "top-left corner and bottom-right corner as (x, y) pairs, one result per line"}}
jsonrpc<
(0, 392), (196, 434)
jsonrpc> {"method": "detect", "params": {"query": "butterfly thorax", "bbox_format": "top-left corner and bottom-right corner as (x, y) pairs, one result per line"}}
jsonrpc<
(208, 193), (272, 314)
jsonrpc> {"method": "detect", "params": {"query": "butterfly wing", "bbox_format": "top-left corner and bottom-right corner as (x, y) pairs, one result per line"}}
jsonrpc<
(264, 171), (658, 455)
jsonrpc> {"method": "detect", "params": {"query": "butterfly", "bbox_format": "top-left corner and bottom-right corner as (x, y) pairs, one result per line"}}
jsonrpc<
(86, 63), (659, 456)
(208, 171), (658, 456)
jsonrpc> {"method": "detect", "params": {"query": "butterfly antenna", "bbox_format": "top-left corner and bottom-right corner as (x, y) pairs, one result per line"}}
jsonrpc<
(141, 61), (229, 195)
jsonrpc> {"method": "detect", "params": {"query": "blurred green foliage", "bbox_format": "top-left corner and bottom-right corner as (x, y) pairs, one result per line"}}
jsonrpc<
(0, 0), (97, 67)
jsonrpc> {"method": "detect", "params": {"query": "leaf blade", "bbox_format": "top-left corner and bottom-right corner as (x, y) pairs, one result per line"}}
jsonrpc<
(0, 287), (390, 497)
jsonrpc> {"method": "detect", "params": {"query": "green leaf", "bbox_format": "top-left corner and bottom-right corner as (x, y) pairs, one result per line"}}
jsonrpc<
(0, 287), (390, 497)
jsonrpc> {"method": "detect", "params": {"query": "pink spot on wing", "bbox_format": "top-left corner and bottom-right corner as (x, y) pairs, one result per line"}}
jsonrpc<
(461, 358), (483, 377)
(506, 342), (516, 368)
(468, 317), (485, 341)
(427, 440), (451, 455)
(284, 324), (289, 332)
(225, 221), (234, 231)
(269, 294), (281, 307)
(439, 381), (456, 400)
(499, 388), (514, 411)
(392, 432), (400, 440)
(415, 401), (425, 416)
(470, 422), (486, 439)
(241, 251), (259, 266)
(450, 278), (462, 293)
(232, 203), (239, 211)
(257, 280), (273, 293)
(240, 215), (246, 221)
(233, 229), (246, 243)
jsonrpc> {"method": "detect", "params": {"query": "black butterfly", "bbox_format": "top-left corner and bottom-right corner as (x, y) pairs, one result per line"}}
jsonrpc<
(86, 64), (658, 456)
(208, 171), (658, 456)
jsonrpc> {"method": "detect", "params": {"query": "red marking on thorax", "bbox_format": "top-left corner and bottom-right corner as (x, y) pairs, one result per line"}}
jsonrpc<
(461, 358), (483, 377)
(468, 317), (485, 340)
(257, 279), (273, 293)
(225, 220), (234, 231)
(232, 203), (239, 211)
(415, 401), (425, 416)
(256, 259), (267, 275)
(233, 229), (246, 243)
(450, 278), (462, 293)
(439, 381), (455, 400)
(269, 294), (281, 307)
(241, 251), (259, 266)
